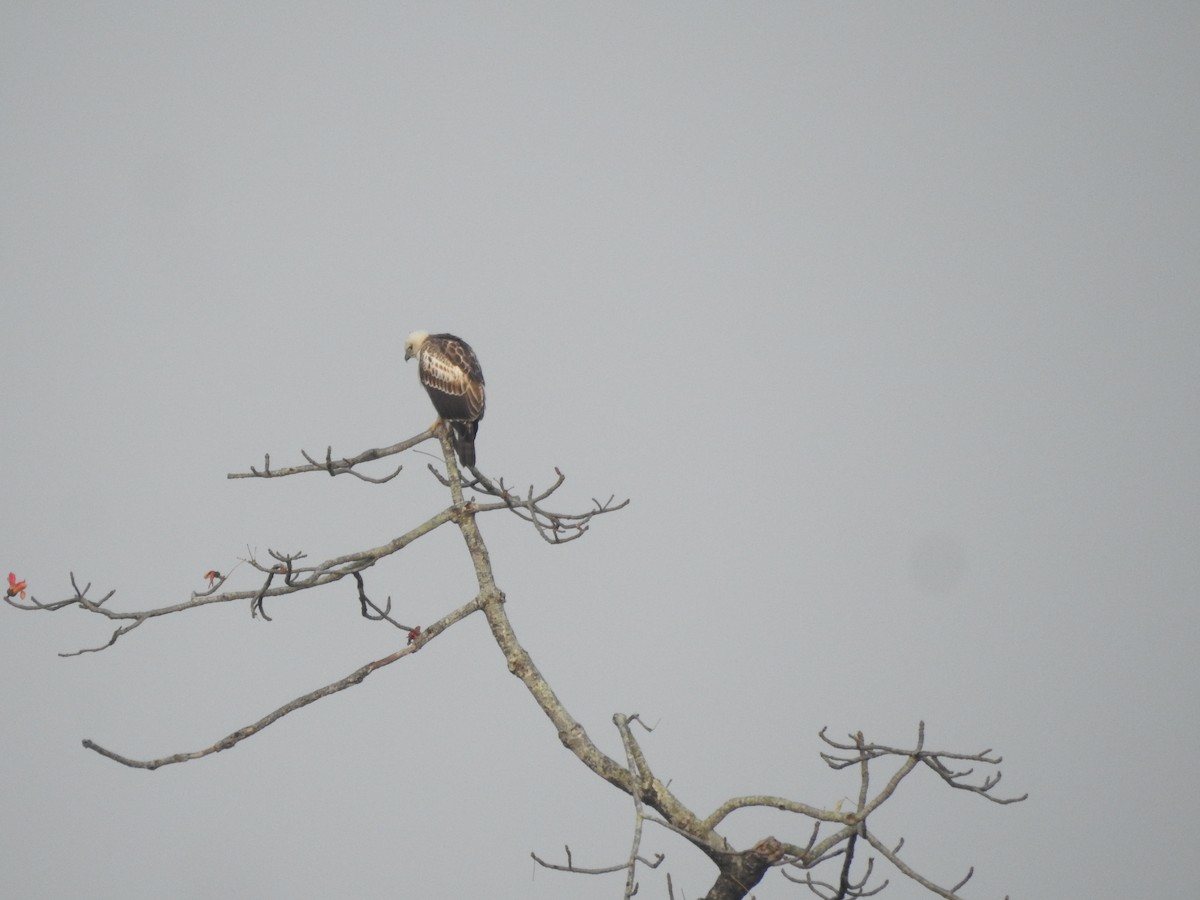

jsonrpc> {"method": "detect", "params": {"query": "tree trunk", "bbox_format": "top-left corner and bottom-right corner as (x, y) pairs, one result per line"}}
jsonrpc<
(703, 838), (784, 900)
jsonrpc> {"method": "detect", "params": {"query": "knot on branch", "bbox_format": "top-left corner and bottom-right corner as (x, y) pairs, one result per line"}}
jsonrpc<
(751, 836), (785, 864)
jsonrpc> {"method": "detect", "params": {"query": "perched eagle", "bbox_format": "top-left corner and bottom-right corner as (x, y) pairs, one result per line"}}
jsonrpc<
(404, 331), (486, 467)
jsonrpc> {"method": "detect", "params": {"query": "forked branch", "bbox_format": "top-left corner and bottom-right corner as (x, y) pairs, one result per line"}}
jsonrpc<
(434, 465), (629, 543)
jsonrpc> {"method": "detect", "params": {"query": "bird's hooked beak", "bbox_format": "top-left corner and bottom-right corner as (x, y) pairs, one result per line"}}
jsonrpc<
(404, 347), (414, 361)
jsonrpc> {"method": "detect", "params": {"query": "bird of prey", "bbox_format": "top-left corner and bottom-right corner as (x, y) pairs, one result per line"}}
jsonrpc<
(404, 331), (485, 467)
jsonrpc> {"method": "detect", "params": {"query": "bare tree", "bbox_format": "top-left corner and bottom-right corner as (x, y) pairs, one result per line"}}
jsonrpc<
(5, 425), (1025, 899)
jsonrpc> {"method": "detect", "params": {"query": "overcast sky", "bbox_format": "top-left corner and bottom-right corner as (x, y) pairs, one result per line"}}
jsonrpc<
(3, 4), (1197, 898)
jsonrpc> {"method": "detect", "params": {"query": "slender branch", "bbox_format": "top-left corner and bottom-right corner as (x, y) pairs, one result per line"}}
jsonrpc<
(819, 722), (1027, 805)
(702, 795), (855, 832)
(782, 853), (888, 899)
(860, 828), (967, 900)
(921, 755), (1028, 804)
(299, 446), (402, 484)
(351, 571), (414, 632)
(227, 431), (434, 479)
(447, 466), (630, 544)
(615, 713), (657, 899)
(530, 845), (663, 877)
(835, 833), (858, 900)
(856, 731), (870, 813)
(81, 594), (480, 768)
(858, 751), (921, 822)
(17, 508), (456, 654)
(250, 570), (276, 620)
(59, 617), (148, 657)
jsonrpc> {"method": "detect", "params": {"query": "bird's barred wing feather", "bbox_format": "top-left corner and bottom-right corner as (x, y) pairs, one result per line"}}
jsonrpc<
(420, 335), (485, 421)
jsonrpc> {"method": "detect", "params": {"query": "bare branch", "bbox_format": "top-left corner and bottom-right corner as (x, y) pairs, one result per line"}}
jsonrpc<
(921, 755), (1028, 804)
(702, 795), (856, 832)
(950, 866), (974, 893)
(819, 722), (1027, 805)
(855, 730), (870, 813)
(250, 570), (276, 621)
(836, 833), (858, 899)
(81, 594), (479, 768)
(6, 572), (115, 614)
(782, 848), (888, 898)
(12, 508), (457, 654)
(860, 827), (968, 900)
(227, 431), (435, 480)
(530, 845), (664, 877)
(299, 446), (403, 484)
(456, 466), (630, 544)
(350, 571), (415, 632)
(59, 617), (148, 657)
(615, 713), (661, 899)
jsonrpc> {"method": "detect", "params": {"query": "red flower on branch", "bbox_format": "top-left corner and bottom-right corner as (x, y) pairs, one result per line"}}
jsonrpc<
(407, 625), (422, 645)
(7, 572), (28, 600)
(203, 570), (222, 587)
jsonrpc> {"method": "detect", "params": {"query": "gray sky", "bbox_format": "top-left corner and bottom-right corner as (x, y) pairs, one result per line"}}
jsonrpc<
(3, 4), (1197, 898)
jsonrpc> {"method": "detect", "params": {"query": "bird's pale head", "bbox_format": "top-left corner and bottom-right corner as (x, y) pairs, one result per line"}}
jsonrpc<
(404, 330), (429, 361)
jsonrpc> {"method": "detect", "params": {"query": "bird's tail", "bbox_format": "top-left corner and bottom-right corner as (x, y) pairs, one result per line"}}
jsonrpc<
(450, 421), (478, 468)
